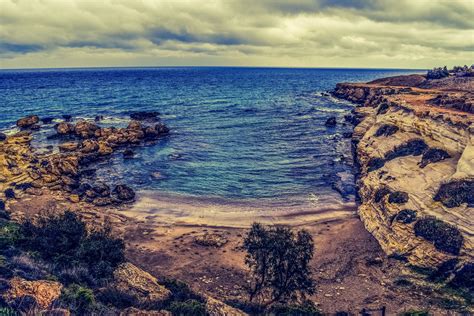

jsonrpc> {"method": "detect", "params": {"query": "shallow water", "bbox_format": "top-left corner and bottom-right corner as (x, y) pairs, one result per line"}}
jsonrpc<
(0, 67), (417, 208)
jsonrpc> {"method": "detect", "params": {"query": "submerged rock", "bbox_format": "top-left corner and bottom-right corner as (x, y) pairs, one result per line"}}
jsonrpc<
(113, 184), (135, 201)
(325, 116), (337, 127)
(62, 114), (72, 122)
(130, 111), (160, 121)
(41, 117), (55, 124)
(123, 149), (135, 159)
(16, 115), (39, 128)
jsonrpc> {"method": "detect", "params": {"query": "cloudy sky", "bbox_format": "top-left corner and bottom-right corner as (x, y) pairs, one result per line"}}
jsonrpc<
(0, 0), (473, 69)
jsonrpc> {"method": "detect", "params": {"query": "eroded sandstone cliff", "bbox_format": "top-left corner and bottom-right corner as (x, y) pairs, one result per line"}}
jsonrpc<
(333, 76), (473, 275)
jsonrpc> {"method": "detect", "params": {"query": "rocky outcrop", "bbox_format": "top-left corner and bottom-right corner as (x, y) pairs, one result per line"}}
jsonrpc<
(3, 277), (62, 309)
(334, 76), (474, 270)
(112, 263), (171, 305)
(17, 115), (39, 128)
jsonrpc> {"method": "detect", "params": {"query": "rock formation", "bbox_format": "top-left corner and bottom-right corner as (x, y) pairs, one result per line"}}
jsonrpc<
(333, 75), (473, 274)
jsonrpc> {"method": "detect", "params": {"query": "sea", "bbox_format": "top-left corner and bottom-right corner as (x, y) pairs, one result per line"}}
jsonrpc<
(0, 67), (419, 224)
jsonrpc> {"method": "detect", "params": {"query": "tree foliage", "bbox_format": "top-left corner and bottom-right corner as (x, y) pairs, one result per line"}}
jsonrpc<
(243, 223), (315, 305)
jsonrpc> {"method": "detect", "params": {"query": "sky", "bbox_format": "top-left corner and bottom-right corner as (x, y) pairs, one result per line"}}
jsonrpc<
(0, 0), (473, 69)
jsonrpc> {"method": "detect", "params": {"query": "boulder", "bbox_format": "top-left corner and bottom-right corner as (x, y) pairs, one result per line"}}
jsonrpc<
(92, 182), (111, 197)
(127, 120), (142, 131)
(16, 115), (39, 128)
(81, 139), (99, 153)
(130, 111), (159, 121)
(62, 114), (72, 122)
(144, 126), (161, 139)
(154, 123), (170, 135)
(112, 263), (171, 304)
(194, 233), (228, 247)
(58, 142), (79, 152)
(55, 122), (74, 135)
(98, 141), (113, 155)
(113, 184), (135, 201)
(0, 132), (6, 141)
(325, 116), (337, 127)
(75, 120), (99, 138)
(205, 295), (247, 316)
(3, 277), (62, 309)
(92, 197), (113, 206)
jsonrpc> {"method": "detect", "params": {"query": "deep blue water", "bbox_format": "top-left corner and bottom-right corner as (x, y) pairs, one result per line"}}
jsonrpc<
(0, 67), (417, 201)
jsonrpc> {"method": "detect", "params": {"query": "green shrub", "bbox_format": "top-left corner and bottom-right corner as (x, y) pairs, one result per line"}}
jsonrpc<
(161, 278), (204, 303)
(0, 222), (20, 249)
(169, 299), (207, 316)
(60, 284), (96, 314)
(399, 310), (429, 316)
(393, 210), (417, 224)
(450, 263), (474, 290)
(268, 301), (322, 315)
(97, 287), (138, 309)
(244, 223), (315, 304)
(414, 217), (463, 255)
(18, 211), (125, 283)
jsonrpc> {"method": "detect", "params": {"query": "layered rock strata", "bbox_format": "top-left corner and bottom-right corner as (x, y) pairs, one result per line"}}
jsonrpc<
(333, 76), (473, 272)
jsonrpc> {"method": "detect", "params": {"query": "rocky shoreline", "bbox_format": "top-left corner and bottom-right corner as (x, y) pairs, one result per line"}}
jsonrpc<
(332, 74), (473, 283)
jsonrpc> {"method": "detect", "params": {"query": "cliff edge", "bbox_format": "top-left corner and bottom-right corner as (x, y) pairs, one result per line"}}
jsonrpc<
(333, 74), (473, 279)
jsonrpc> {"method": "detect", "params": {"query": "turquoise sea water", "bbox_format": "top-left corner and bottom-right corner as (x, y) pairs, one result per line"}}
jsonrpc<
(0, 67), (417, 203)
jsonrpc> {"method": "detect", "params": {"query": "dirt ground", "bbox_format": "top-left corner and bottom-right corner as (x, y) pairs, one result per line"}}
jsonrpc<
(7, 191), (459, 315)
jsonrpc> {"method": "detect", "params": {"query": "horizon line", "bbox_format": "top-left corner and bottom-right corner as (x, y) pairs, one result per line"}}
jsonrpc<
(0, 65), (428, 72)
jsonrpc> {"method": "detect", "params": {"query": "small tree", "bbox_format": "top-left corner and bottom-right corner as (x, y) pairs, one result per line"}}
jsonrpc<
(243, 223), (315, 305)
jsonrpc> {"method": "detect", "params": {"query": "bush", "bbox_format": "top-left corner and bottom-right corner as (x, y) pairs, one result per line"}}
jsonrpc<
(243, 223), (315, 304)
(0, 222), (20, 249)
(161, 278), (204, 303)
(374, 124), (399, 137)
(367, 157), (385, 172)
(434, 179), (474, 208)
(59, 284), (96, 314)
(97, 287), (138, 309)
(393, 209), (417, 224)
(414, 217), (463, 255)
(450, 263), (474, 290)
(169, 299), (207, 316)
(399, 310), (429, 316)
(427, 66), (449, 79)
(388, 191), (409, 204)
(18, 211), (125, 283)
(385, 139), (428, 161)
(268, 301), (322, 315)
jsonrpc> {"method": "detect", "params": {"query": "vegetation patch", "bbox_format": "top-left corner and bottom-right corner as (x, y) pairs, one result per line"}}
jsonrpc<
(374, 124), (399, 137)
(419, 148), (451, 168)
(393, 209), (417, 224)
(450, 263), (474, 291)
(243, 223), (315, 305)
(385, 139), (428, 161)
(434, 179), (474, 208)
(388, 191), (409, 204)
(17, 211), (125, 283)
(374, 187), (391, 203)
(367, 157), (385, 172)
(414, 217), (463, 255)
